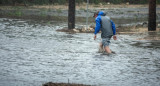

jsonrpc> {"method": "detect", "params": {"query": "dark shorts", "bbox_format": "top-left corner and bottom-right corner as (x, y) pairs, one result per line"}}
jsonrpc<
(102, 36), (112, 47)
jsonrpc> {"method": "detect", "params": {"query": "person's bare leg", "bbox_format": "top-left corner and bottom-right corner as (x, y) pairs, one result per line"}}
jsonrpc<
(104, 46), (112, 54)
(98, 42), (104, 53)
(99, 42), (103, 49)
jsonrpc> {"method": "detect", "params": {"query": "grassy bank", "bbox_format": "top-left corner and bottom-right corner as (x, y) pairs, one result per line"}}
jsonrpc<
(1, 4), (159, 10)
(0, 4), (154, 22)
(0, 4), (159, 31)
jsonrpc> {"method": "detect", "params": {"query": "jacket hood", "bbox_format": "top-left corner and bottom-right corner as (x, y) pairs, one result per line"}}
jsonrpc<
(98, 11), (105, 16)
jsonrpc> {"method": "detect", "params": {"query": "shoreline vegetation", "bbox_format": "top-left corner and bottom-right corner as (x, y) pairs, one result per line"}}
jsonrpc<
(0, 4), (160, 20)
(0, 4), (160, 21)
(1, 4), (160, 10)
(0, 4), (159, 23)
(0, 0), (160, 6)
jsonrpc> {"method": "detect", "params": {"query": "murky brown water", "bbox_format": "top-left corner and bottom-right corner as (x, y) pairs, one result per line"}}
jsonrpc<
(0, 18), (160, 86)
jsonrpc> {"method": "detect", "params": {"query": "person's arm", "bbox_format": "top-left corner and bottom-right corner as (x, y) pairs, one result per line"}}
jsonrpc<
(94, 17), (101, 40)
(94, 17), (101, 35)
(110, 20), (117, 40)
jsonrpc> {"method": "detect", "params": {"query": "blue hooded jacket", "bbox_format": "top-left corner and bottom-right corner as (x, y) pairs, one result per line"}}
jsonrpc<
(94, 11), (116, 36)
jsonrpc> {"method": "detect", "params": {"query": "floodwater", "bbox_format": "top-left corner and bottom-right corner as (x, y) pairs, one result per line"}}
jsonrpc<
(0, 18), (160, 86)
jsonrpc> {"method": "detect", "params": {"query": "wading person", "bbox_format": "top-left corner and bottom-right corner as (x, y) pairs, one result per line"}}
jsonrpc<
(93, 11), (117, 54)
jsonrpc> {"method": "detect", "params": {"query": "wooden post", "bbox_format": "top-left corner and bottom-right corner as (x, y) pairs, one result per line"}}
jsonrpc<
(148, 0), (156, 31)
(86, 0), (89, 29)
(68, 0), (75, 29)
